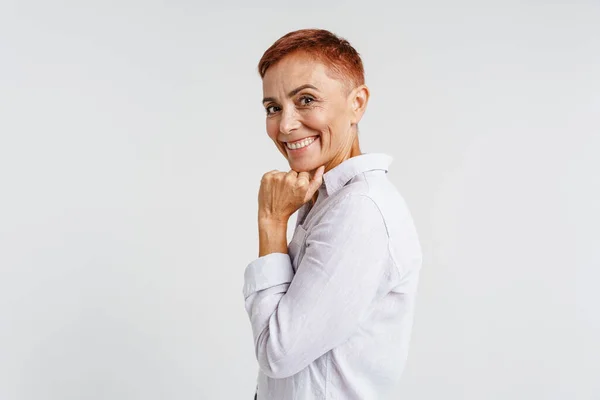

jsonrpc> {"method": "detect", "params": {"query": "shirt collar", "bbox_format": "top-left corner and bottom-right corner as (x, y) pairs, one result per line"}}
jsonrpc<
(319, 153), (393, 197)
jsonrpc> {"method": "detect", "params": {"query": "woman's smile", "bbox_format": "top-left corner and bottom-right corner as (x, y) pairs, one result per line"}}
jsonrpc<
(285, 135), (320, 154)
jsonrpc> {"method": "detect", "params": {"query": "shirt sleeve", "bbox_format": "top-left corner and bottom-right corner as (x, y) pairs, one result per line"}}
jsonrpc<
(242, 193), (390, 379)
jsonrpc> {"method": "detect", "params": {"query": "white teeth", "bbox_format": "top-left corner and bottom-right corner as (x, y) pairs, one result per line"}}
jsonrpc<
(286, 136), (316, 150)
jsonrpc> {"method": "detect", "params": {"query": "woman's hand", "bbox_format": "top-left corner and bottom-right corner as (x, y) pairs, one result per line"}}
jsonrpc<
(258, 166), (325, 224)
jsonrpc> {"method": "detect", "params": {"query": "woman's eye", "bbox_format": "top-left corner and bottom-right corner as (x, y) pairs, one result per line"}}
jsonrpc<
(266, 105), (280, 115)
(299, 96), (314, 106)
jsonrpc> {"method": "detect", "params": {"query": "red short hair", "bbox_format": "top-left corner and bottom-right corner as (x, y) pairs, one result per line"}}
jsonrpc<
(258, 29), (365, 91)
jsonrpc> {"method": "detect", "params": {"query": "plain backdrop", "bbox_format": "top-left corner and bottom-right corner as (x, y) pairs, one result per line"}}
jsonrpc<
(0, 1), (598, 399)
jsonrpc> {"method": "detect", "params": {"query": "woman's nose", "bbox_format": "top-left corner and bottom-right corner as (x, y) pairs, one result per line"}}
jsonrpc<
(279, 107), (301, 135)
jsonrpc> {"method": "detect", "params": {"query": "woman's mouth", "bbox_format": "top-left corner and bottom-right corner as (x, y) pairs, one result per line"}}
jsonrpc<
(285, 135), (319, 152)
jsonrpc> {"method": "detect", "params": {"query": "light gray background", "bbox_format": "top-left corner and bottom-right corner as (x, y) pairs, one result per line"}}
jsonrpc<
(0, 1), (598, 399)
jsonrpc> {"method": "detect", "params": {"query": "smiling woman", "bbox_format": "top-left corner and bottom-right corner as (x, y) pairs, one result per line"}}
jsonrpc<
(260, 43), (366, 177)
(243, 29), (423, 400)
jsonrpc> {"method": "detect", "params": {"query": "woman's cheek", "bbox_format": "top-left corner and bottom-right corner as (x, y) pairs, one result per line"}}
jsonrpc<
(266, 120), (278, 141)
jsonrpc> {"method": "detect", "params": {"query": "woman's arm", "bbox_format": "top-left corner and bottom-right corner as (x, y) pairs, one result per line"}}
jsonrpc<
(243, 193), (390, 379)
(258, 218), (288, 257)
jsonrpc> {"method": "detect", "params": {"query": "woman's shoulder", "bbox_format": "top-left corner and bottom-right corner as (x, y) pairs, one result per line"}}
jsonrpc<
(332, 175), (417, 233)
(334, 171), (407, 211)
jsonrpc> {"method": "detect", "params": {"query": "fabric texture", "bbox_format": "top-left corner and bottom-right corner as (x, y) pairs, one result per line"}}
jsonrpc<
(243, 153), (422, 399)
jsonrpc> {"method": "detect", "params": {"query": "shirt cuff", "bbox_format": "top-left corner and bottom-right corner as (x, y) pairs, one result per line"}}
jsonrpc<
(243, 253), (294, 299)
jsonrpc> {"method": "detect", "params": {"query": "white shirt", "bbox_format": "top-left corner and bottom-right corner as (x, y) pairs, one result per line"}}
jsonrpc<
(243, 153), (422, 399)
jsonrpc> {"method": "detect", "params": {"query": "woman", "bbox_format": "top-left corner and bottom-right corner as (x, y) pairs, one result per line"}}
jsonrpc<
(243, 29), (422, 400)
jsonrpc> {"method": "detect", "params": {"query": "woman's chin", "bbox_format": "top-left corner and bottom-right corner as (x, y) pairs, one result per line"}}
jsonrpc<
(289, 160), (316, 173)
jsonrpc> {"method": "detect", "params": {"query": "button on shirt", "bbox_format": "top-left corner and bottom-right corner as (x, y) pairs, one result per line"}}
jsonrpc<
(243, 153), (423, 400)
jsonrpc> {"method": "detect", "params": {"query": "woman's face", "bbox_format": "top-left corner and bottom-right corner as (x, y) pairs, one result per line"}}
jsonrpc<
(262, 52), (367, 174)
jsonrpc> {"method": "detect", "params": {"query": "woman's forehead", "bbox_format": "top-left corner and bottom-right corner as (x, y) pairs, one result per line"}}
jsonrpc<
(262, 58), (343, 96)
(265, 59), (325, 83)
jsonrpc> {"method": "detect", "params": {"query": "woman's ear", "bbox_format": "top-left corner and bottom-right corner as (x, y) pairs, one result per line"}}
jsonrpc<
(349, 84), (370, 125)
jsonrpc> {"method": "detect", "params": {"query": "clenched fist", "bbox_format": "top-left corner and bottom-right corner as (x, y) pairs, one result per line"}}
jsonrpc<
(258, 166), (325, 224)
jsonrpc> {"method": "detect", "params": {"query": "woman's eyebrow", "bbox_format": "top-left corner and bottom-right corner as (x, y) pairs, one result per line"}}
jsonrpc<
(262, 84), (319, 104)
